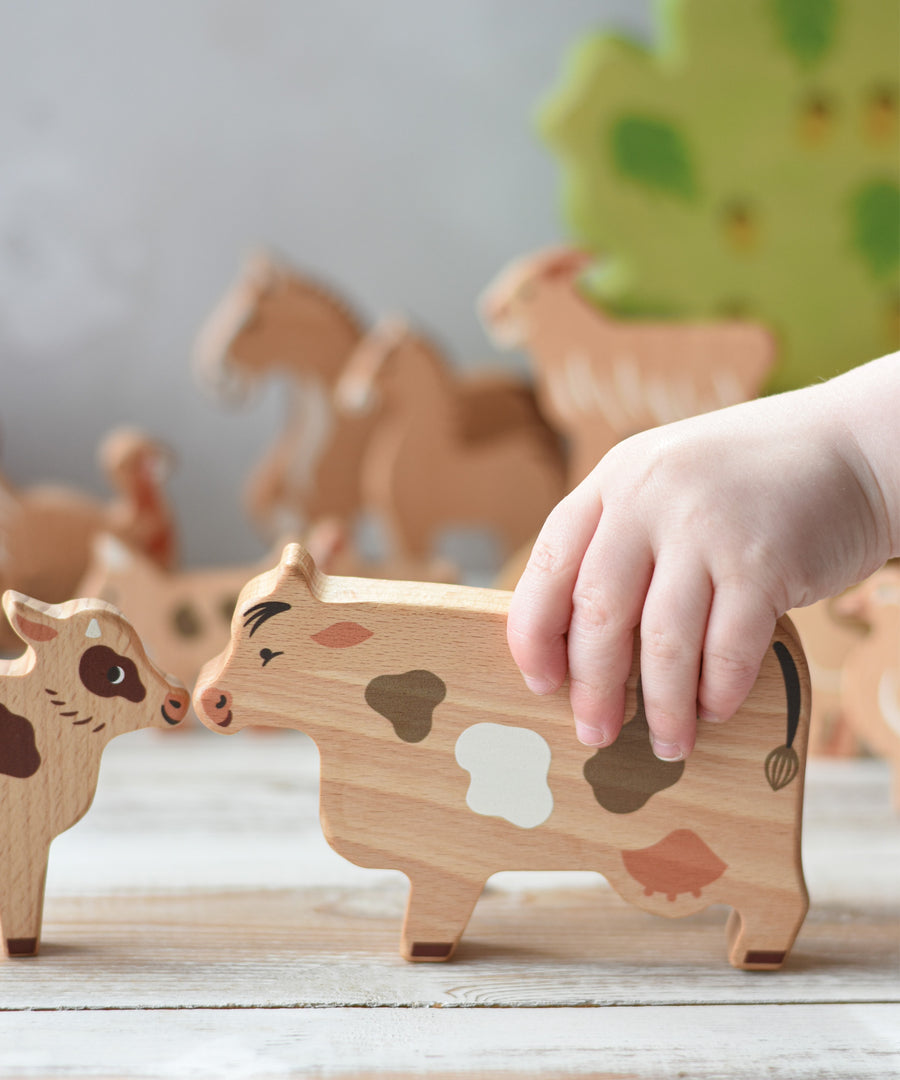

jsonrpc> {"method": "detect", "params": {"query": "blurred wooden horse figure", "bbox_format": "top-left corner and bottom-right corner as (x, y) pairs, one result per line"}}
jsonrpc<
(193, 253), (375, 539)
(336, 317), (566, 566)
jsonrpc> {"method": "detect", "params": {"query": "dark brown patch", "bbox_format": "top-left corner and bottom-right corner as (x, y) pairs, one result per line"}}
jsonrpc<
(744, 950), (787, 967)
(6, 937), (38, 956)
(172, 602), (202, 639)
(0, 703), (41, 779)
(622, 829), (727, 902)
(583, 681), (684, 813)
(79, 646), (146, 703)
(411, 941), (454, 959)
(364, 670), (446, 742)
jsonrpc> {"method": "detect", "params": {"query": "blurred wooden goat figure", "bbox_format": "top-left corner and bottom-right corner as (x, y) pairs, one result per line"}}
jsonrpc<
(480, 248), (776, 487)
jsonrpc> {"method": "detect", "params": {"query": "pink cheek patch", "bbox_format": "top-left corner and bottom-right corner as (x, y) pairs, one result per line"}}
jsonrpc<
(310, 622), (374, 648)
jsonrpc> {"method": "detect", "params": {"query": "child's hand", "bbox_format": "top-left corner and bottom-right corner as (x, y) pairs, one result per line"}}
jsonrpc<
(507, 366), (898, 760)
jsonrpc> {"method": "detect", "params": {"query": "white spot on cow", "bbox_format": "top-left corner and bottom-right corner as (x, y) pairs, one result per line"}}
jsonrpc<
(85, 619), (102, 639)
(454, 723), (553, 829)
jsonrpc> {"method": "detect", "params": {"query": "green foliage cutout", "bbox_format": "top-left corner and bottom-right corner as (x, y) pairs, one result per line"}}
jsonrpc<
(538, 0), (900, 391)
(610, 115), (697, 200)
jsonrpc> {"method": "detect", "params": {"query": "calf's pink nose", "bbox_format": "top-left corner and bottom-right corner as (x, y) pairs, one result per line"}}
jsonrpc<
(198, 686), (234, 728)
(163, 688), (191, 726)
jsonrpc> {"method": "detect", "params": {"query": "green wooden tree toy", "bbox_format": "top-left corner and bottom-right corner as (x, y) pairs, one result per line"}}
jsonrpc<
(538, 0), (899, 392)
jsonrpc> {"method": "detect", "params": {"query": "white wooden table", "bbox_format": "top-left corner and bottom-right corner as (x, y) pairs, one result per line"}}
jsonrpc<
(1, 729), (897, 1078)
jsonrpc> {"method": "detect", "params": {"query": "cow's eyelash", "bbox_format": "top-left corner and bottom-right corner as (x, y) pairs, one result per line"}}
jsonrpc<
(260, 648), (284, 667)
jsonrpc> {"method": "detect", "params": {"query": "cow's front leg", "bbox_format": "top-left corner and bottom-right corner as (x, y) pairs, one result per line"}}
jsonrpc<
(0, 844), (50, 957)
(400, 871), (485, 962)
(725, 882), (809, 970)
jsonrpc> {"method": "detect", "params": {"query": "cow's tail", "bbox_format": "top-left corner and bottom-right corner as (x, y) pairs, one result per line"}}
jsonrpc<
(764, 639), (805, 792)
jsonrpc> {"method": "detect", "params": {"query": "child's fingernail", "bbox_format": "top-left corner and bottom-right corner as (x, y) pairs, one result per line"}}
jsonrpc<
(523, 674), (555, 695)
(576, 721), (610, 747)
(651, 739), (684, 762)
(699, 709), (723, 724)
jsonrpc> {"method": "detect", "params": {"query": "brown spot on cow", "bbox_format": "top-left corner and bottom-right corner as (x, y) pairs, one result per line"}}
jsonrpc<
(78, 646), (146, 703)
(583, 681), (685, 813)
(365, 670), (446, 743)
(622, 829), (727, 902)
(0, 703), (41, 779)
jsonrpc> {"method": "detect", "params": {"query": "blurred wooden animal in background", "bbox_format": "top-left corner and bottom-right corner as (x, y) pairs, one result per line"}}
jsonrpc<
(788, 598), (867, 758)
(0, 429), (177, 653)
(0, 590), (188, 956)
(480, 248), (776, 486)
(77, 535), (271, 693)
(836, 562), (900, 810)
(336, 317), (566, 568)
(193, 253), (375, 539)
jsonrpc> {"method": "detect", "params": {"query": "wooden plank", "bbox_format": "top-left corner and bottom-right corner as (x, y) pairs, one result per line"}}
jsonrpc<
(0, 1005), (897, 1079)
(0, 882), (895, 1010)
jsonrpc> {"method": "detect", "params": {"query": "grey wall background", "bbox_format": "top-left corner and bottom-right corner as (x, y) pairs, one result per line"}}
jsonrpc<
(0, 0), (653, 566)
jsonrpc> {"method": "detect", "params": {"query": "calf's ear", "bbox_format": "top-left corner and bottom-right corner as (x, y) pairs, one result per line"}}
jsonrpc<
(2, 591), (60, 644)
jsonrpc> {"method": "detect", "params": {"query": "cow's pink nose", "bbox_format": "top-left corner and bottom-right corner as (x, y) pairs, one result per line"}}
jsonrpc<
(163, 688), (190, 726)
(199, 686), (234, 728)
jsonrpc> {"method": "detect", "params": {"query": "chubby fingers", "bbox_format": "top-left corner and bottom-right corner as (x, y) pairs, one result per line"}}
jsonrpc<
(506, 489), (602, 697)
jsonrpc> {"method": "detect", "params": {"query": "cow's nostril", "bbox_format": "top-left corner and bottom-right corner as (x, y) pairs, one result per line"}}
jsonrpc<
(169, 698), (184, 712)
(216, 694), (228, 710)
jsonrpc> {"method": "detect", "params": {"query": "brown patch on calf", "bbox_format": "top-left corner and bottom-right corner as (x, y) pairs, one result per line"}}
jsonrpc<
(365, 670), (446, 742)
(0, 703), (41, 779)
(622, 828), (727, 902)
(79, 646), (146, 703)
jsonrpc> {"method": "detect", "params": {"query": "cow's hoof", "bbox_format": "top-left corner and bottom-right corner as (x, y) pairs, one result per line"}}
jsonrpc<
(6, 937), (38, 957)
(742, 949), (787, 969)
(409, 941), (454, 961)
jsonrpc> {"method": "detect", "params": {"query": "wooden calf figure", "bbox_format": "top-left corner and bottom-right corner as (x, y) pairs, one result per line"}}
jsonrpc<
(0, 591), (189, 956)
(195, 545), (811, 970)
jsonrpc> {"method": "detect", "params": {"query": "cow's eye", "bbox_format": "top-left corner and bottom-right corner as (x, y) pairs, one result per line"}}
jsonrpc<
(108, 666), (126, 685)
(260, 648), (283, 667)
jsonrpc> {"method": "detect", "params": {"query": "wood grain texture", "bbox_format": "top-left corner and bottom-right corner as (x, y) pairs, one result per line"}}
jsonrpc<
(1, 1005), (898, 1080)
(194, 544), (812, 969)
(0, 731), (893, 1078)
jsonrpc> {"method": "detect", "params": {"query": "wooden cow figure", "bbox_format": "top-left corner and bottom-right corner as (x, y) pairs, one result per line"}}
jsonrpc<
(195, 544), (811, 970)
(0, 591), (189, 956)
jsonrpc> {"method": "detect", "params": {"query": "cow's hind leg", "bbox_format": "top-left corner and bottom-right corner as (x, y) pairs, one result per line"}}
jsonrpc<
(400, 872), (485, 962)
(0, 845), (50, 958)
(726, 885), (809, 970)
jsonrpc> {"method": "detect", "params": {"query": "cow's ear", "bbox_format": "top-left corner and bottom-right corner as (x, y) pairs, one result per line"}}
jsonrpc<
(277, 543), (319, 591)
(3, 592), (61, 644)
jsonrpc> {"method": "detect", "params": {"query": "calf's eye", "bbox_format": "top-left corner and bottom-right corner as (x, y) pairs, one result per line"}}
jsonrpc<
(260, 648), (284, 667)
(108, 666), (126, 685)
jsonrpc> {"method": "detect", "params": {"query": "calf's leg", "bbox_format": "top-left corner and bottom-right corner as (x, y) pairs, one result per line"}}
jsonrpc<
(0, 844), (50, 957)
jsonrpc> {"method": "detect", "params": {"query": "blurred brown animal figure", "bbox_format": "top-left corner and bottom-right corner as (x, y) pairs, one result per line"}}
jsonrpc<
(480, 248), (775, 486)
(193, 253), (375, 539)
(335, 317), (566, 567)
(836, 563), (900, 809)
(0, 429), (177, 653)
